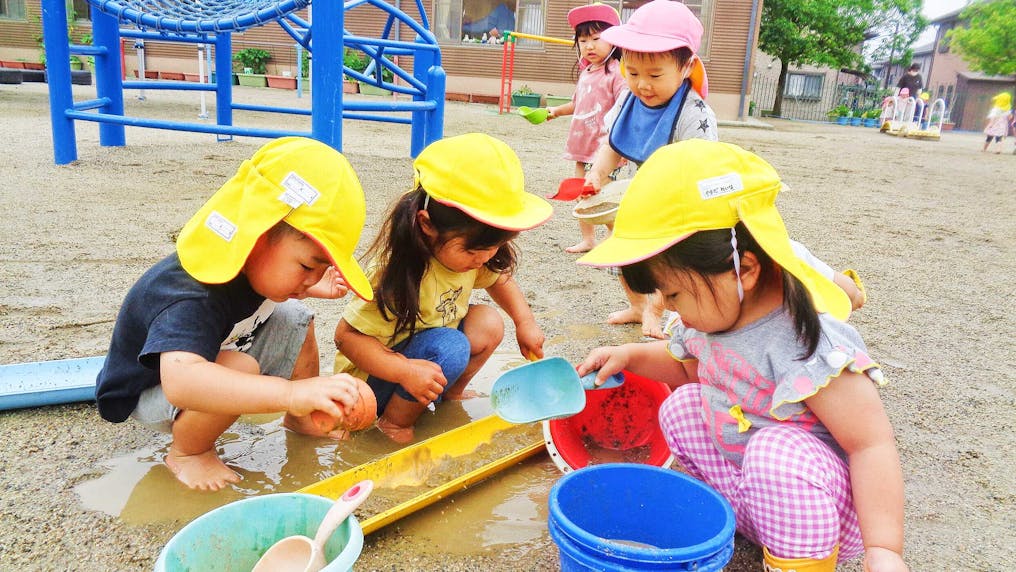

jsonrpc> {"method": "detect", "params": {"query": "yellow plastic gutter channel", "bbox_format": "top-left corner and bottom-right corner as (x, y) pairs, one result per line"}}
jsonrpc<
(298, 414), (545, 534)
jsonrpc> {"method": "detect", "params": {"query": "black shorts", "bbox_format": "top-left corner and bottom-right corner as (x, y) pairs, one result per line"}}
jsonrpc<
(986, 135), (1003, 143)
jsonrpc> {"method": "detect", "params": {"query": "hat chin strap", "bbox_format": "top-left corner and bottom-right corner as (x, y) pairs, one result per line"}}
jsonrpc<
(730, 228), (744, 302)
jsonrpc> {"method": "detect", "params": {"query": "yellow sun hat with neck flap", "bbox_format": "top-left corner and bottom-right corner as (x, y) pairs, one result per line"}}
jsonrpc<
(578, 139), (850, 321)
(412, 133), (553, 231)
(176, 136), (373, 301)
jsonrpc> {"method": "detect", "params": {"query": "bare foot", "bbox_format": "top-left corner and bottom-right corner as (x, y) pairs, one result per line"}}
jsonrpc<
(165, 446), (240, 491)
(564, 240), (595, 254)
(282, 412), (350, 440)
(607, 307), (641, 324)
(377, 415), (415, 444)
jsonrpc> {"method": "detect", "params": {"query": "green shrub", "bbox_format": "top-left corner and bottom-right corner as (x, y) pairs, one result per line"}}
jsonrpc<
(234, 48), (271, 74)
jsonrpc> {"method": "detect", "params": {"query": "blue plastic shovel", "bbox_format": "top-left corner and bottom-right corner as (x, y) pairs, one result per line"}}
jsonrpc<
(490, 357), (624, 424)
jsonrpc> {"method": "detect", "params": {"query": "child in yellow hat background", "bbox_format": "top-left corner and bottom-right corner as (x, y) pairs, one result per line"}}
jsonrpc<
(95, 137), (376, 492)
(577, 140), (907, 572)
(333, 133), (552, 444)
(982, 91), (1012, 153)
(579, 0), (718, 340)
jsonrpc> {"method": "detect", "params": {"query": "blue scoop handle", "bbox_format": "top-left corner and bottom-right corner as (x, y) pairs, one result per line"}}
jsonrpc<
(579, 370), (624, 390)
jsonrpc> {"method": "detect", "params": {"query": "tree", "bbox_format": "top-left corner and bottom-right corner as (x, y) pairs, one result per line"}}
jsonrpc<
(864, 0), (927, 88)
(758, 0), (924, 116)
(947, 0), (1016, 76)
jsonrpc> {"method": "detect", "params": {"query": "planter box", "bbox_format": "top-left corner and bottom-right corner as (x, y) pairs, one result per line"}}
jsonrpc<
(23, 62), (46, 71)
(343, 80), (359, 94)
(863, 118), (880, 128)
(183, 73), (202, 82)
(835, 116), (849, 125)
(511, 93), (542, 108)
(358, 82), (391, 96)
(941, 122), (955, 131)
(266, 75), (297, 89)
(161, 71), (185, 81)
(1, 60), (25, 69)
(849, 116), (863, 126)
(133, 70), (160, 79)
(237, 73), (268, 87)
(544, 95), (571, 107)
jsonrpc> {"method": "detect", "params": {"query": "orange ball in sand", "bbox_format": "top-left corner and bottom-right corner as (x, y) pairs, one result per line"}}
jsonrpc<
(309, 378), (377, 434)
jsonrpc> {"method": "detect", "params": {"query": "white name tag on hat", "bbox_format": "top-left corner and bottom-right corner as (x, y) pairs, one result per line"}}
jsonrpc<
(697, 173), (743, 200)
(278, 172), (321, 208)
(205, 211), (237, 242)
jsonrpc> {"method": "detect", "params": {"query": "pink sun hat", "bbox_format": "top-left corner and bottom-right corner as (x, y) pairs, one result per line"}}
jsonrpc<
(567, 3), (620, 28)
(600, 0), (708, 97)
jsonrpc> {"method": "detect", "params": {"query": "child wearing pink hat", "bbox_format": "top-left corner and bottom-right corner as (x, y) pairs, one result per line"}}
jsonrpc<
(583, 0), (718, 339)
(545, 3), (629, 254)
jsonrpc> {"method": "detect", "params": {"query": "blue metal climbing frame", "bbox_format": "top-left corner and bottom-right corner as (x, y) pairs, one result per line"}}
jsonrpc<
(42, 0), (446, 164)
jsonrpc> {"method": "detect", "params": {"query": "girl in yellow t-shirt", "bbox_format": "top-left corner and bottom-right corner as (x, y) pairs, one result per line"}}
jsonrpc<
(334, 133), (553, 443)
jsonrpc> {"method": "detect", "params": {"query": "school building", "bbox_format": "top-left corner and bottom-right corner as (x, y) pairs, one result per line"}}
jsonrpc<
(0, 0), (763, 121)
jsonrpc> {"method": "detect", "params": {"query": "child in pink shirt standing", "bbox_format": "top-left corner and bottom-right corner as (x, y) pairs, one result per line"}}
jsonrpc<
(546, 4), (628, 253)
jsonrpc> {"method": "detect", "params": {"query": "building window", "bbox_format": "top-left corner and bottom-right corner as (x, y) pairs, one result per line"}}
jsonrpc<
(937, 23), (952, 53)
(614, 0), (712, 57)
(0, 0), (26, 20)
(784, 73), (823, 100)
(71, 0), (91, 20)
(434, 0), (545, 47)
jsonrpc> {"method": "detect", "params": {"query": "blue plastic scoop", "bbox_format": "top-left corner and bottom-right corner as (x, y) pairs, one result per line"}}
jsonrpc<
(490, 357), (624, 424)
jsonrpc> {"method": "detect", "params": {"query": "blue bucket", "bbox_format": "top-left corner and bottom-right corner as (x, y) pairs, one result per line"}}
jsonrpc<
(548, 464), (735, 571)
(154, 493), (363, 571)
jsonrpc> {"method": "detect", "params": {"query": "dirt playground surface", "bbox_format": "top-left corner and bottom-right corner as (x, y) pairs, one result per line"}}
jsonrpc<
(0, 82), (1013, 571)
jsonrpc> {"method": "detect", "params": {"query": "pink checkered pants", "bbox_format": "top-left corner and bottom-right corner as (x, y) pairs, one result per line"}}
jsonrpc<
(659, 384), (863, 560)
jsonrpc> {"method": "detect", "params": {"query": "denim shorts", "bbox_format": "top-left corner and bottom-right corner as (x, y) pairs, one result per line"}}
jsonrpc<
(130, 299), (313, 433)
(366, 323), (471, 415)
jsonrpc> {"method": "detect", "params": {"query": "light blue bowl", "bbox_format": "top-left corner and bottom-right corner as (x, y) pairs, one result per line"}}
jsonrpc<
(154, 493), (363, 572)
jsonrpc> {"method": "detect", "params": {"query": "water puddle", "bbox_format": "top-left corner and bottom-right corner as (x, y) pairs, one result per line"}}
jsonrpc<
(74, 350), (562, 551)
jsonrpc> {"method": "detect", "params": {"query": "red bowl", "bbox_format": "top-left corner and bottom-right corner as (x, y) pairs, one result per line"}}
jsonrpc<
(543, 370), (673, 473)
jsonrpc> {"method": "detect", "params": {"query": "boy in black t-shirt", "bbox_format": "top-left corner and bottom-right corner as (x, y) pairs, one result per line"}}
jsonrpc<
(96, 137), (375, 491)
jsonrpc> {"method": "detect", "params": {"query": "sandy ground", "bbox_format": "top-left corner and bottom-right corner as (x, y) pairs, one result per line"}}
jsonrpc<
(0, 81), (1014, 571)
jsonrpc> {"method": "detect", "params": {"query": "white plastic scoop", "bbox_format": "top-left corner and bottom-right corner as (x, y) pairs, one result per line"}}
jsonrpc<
(251, 480), (373, 572)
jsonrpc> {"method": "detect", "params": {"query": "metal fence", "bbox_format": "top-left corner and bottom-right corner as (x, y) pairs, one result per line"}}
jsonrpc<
(749, 72), (889, 122)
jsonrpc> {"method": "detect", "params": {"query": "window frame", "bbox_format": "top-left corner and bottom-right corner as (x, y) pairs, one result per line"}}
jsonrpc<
(0, 0), (27, 21)
(782, 72), (824, 101)
(433, 0), (547, 49)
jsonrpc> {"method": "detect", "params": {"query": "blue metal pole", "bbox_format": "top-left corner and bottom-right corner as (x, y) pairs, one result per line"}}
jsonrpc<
(91, 5), (125, 147)
(311, 0), (344, 151)
(41, 0), (76, 164)
(214, 33), (234, 141)
(411, 35), (432, 157)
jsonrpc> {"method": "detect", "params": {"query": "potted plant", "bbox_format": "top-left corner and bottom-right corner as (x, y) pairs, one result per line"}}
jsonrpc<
(862, 108), (882, 128)
(826, 104), (850, 125)
(266, 69), (297, 89)
(356, 53), (394, 96)
(511, 85), (542, 108)
(234, 47), (271, 87)
(545, 94), (571, 107)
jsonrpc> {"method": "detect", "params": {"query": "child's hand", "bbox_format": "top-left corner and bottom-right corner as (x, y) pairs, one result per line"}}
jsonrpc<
(576, 345), (629, 380)
(547, 107), (557, 120)
(583, 171), (604, 194)
(515, 320), (545, 361)
(863, 547), (908, 572)
(402, 358), (448, 406)
(286, 374), (360, 417)
(303, 267), (350, 300)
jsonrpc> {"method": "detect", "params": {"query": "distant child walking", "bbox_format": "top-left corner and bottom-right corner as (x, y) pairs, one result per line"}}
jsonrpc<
(333, 133), (552, 444)
(982, 91), (1012, 153)
(585, 0), (718, 339)
(545, 3), (627, 253)
(96, 137), (376, 492)
(577, 140), (907, 572)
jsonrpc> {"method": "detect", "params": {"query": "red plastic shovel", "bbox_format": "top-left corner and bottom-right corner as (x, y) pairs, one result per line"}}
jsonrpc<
(547, 178), (594, 201)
